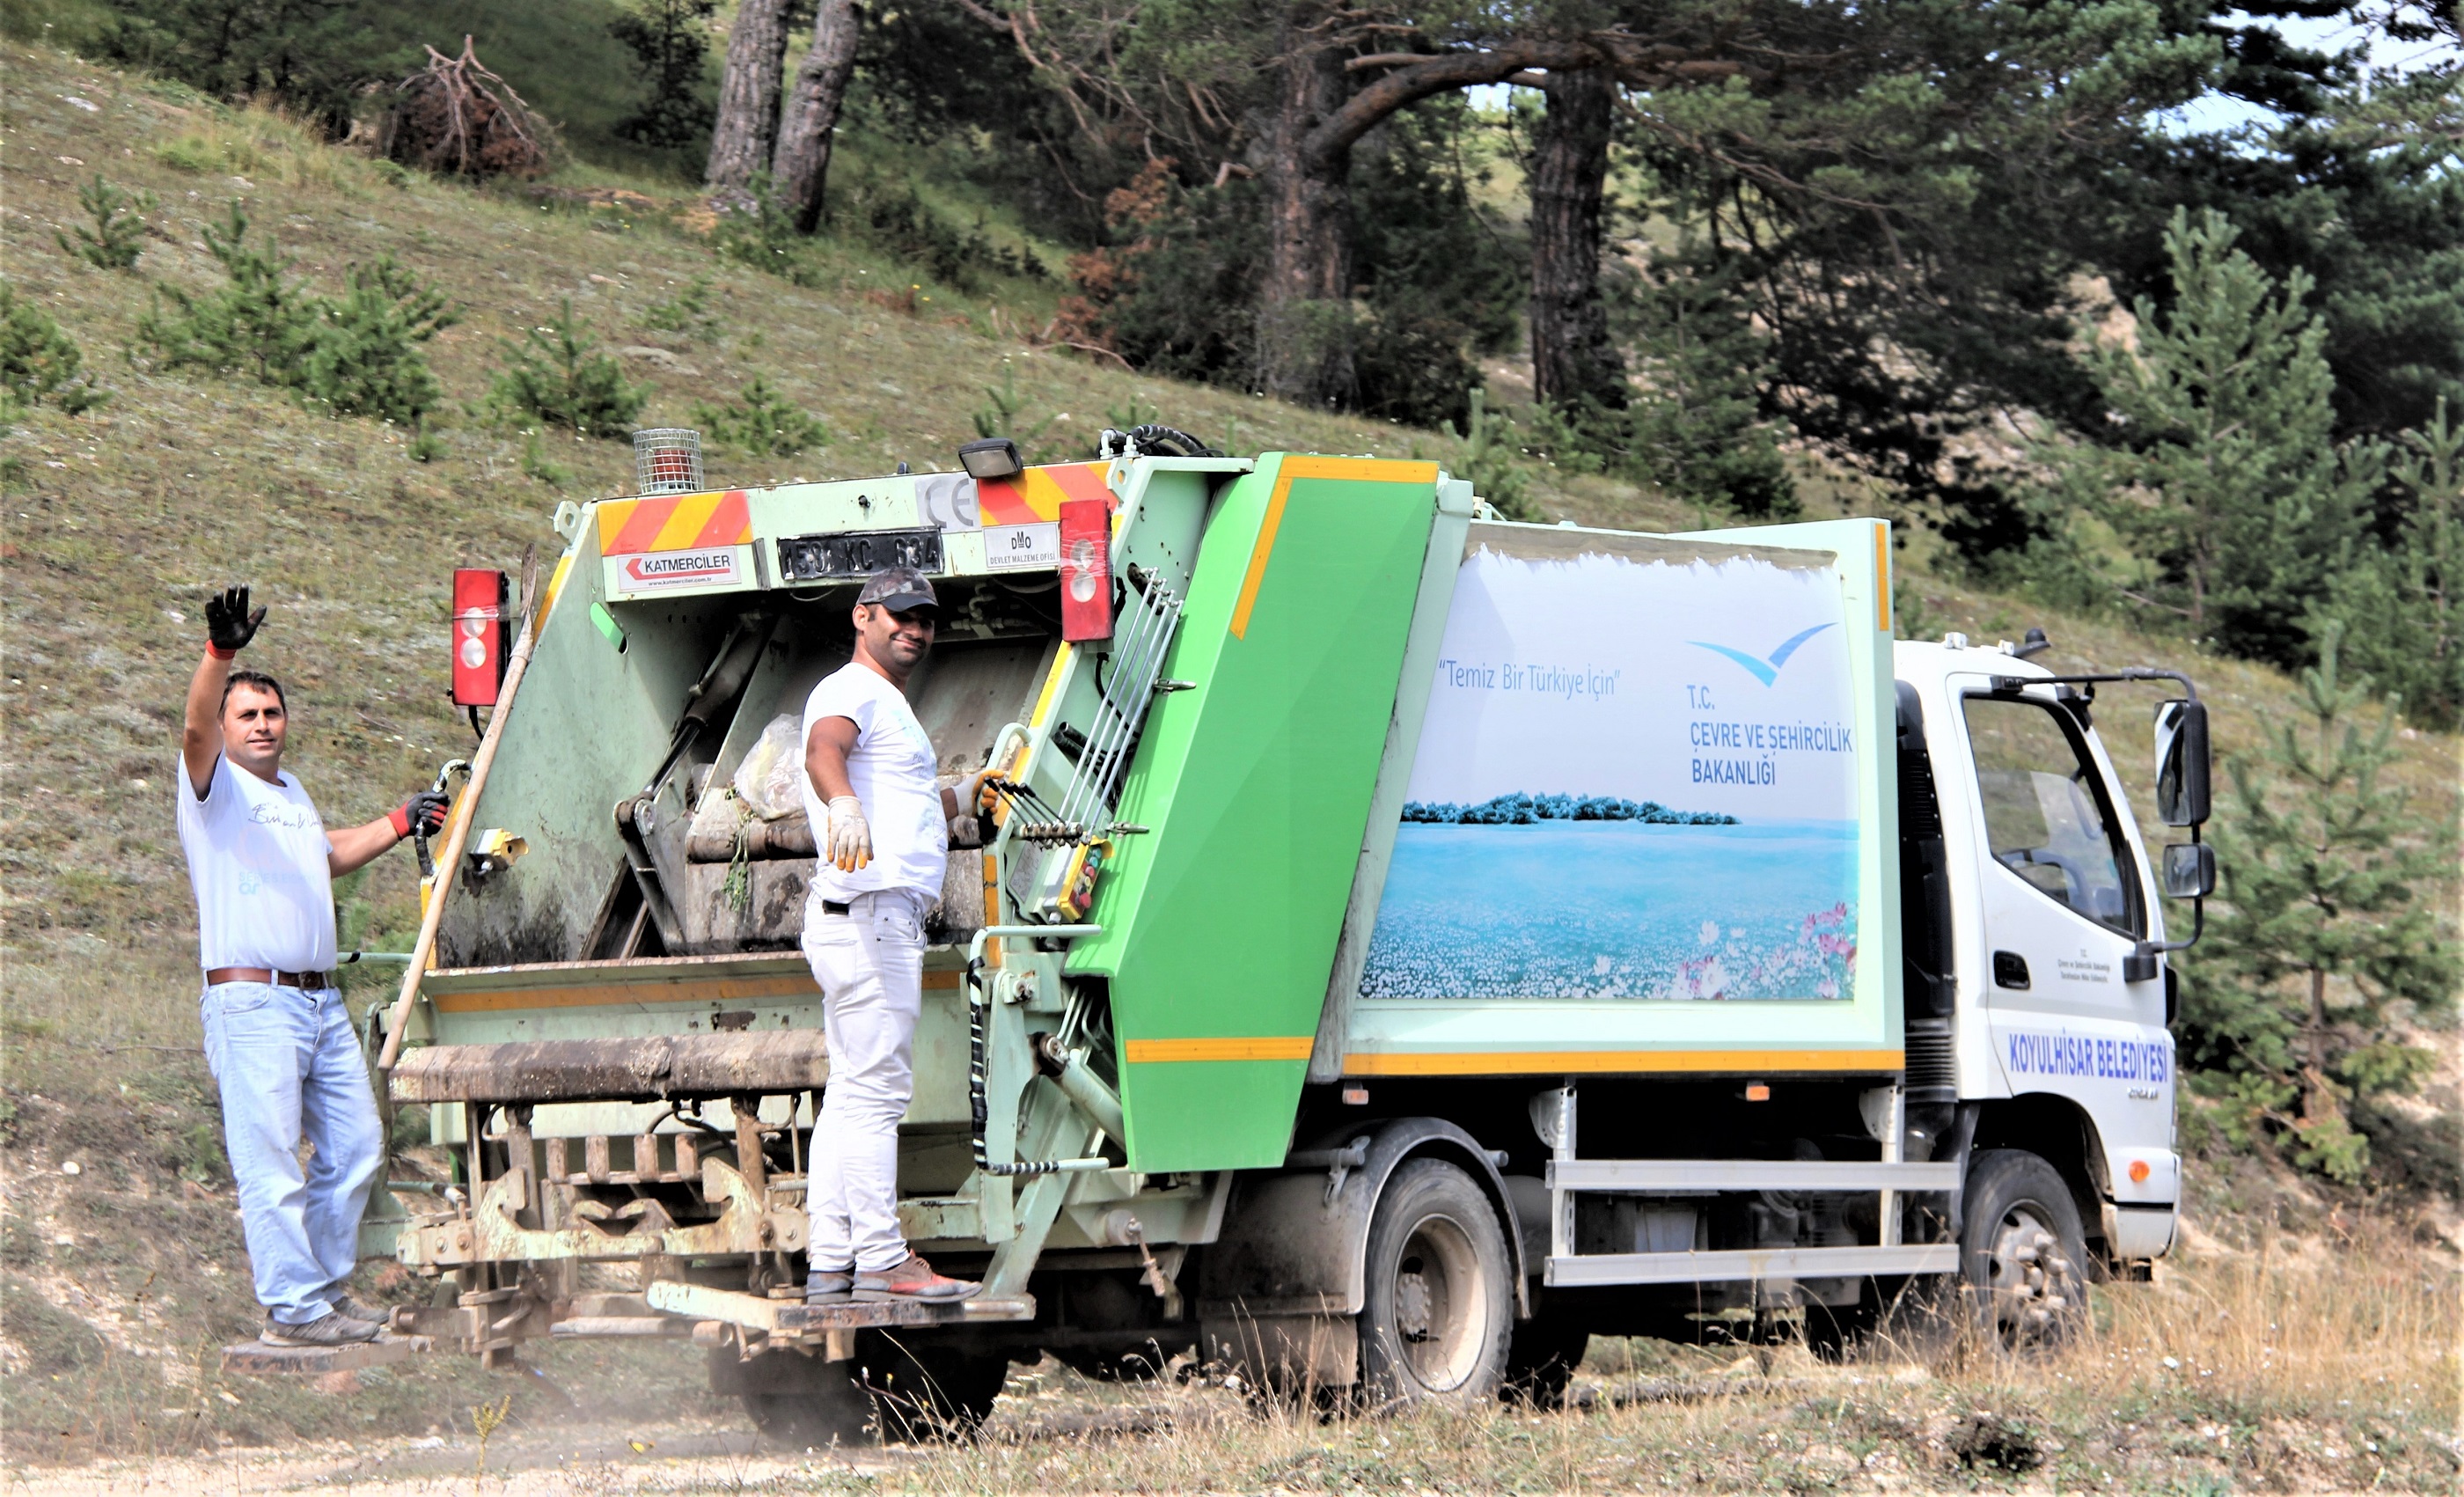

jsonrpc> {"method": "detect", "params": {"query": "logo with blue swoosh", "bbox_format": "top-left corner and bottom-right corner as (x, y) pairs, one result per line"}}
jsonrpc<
(1690, 624), (1834, 686)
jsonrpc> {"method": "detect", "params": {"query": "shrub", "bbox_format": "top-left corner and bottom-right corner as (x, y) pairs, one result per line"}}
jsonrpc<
(488, 298), (646, 438)
(302, 255), (458, 422)
(692, 376), (825, 458)
(54, 175), (154, 272)
(640, 273), (718, 340)
(135, 204), (456, 422)
(712, 173), (820, 286)
(135, 202), (319, 385)
(0, 281), (109, 416)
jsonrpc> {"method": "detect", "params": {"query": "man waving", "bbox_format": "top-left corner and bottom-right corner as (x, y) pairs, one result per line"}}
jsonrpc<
(178, 584), (449, 1347)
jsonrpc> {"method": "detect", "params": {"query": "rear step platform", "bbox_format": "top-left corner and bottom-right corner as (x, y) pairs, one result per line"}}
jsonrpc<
(648, 1280), (1034, 1332)
(221, 1332), (429, 1376)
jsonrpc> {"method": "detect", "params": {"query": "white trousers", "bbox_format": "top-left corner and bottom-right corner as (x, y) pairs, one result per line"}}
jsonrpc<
(801, 887), (930, 1273)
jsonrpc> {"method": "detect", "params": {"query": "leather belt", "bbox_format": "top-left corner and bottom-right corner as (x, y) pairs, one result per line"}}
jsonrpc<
(205, 966), (334, 990)
(820, 899), (851, 916)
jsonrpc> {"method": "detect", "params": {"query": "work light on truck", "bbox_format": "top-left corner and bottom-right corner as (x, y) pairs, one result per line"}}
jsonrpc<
(450, 568), (509, 716)
(957, 436), (1023, 481)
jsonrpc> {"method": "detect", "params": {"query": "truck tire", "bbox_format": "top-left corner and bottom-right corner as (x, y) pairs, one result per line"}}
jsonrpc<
(742, 1369), (875, 1449)
(1959, 1148), (2088, 1353)
(1501, 1313), (1589, 1409)
(857, 1332), (1008, 1442)
(1357, 1157), (1514, 1408)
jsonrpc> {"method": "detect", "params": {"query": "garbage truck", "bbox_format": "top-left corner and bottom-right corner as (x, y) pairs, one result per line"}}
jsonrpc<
(367, 429), (2211, 1437)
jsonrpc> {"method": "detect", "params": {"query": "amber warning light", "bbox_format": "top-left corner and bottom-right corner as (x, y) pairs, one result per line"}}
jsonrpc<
(451, 568), (510, 708)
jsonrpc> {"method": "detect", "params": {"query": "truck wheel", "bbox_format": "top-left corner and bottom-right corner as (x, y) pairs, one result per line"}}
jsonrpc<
(857, 1333), (1008, 1442)
(1501, 1313), (1588, 1409)
(742, 1368), (875, 1449)
(1959, 1148), (2088, 1353)
(1358, 1157), (1514, 1407)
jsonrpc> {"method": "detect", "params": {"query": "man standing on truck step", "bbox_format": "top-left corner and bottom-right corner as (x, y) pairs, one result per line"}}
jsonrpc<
(178, 585), (451, 1348)
(799, 566), (987, 1303)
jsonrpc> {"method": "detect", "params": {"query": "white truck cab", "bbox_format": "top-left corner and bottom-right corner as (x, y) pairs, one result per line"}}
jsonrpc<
(1895, 635), (2200, 1285)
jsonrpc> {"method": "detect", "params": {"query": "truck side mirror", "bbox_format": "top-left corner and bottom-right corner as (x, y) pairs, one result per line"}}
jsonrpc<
(2153, 699), (2210, 826)
(2160, 842), (2215, 899)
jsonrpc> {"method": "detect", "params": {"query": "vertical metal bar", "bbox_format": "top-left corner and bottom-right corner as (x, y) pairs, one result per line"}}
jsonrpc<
(1879, 1083), (1905, 1248)
(1551, 1082), (1578, 1272)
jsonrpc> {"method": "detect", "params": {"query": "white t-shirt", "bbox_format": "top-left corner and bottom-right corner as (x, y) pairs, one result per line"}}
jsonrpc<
(176, 752), (338, 973)
(800, 662), (946, 905)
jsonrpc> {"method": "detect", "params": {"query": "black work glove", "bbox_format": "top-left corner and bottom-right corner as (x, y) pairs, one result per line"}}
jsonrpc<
(204, 584), (266, 658)
(390, 789), (451, 840)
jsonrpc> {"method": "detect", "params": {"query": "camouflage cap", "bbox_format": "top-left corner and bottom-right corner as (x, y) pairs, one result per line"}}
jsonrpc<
(856, 565), (938, 613)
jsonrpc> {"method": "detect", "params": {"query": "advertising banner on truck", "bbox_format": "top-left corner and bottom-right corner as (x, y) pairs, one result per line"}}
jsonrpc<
(1360, 539), (1861, 1002)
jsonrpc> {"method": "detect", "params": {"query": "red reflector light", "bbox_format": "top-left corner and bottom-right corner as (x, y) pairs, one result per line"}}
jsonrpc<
(1058, 498), (1112, 642)
(451, 568), (510, 707)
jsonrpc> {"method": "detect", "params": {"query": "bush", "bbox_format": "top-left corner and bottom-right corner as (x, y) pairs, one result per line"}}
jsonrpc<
(54, 175), (154, 272)
(0, 281), (108, 416)
(135, 204), (455, 422)
(640, 273), (718, 340)
(135, 202), (319, 385)
(712, 174), (821, 286)
(488, 298), (646, 438)
(302, 256), (458, 422)
(692, 376), (826, 458)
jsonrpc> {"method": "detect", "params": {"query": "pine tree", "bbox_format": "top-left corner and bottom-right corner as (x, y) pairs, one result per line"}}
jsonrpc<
(302, 255), (458, 423)
(2181, 624), (2461, 1183)
(488, 299), (646, 439)
(611, 0), (719, 151)
(2321, 398), (2464, 730)
(2064, 208), (2380, 669)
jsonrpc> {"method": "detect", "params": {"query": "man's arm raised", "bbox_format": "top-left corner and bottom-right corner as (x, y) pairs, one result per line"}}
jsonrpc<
(183, 584), (263, 798)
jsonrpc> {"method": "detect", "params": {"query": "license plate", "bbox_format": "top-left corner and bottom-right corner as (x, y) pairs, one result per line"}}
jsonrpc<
(775, 526), (944, 583)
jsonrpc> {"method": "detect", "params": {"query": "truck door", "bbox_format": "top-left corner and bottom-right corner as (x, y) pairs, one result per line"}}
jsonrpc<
(1953, 684), (2177, 1199)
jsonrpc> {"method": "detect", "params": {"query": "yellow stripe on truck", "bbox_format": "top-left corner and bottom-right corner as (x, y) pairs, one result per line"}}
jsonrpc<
(1230, 458), (1439, 639)
(1125, 1036), (1316, 1063)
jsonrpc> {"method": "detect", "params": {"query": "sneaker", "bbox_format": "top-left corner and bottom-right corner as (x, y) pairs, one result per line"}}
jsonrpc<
(854, 1253), (978, 1302)
(260, 1310), (381, 1347)
(326, 1292), (392, 1328)
(805, 1269), (854, 1303)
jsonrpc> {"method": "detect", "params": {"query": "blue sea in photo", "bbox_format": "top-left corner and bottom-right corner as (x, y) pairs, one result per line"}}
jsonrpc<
(1359, 818), (1860, 1001)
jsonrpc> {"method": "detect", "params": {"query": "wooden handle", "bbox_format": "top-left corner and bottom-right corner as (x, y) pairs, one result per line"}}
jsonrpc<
(378, 544), (542, 1075)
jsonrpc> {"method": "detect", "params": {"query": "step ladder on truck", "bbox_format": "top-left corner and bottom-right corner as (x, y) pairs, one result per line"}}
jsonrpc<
(359, 424), (2210, 1435)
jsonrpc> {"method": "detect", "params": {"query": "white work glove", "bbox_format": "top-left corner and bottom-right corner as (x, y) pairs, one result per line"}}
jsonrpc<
(825, 796), (872, 871)
(949, 767), (992, 819)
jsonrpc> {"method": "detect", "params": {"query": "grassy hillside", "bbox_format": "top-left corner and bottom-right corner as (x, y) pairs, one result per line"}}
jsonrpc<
(1, 40), (2456, 1480)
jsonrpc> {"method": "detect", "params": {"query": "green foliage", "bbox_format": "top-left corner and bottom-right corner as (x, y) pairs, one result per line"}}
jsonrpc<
(519, 428), (571, 485)
(836, 169), (1051, 293)
(302, 255), (458, 422)
(407, 415), (444, 462)
(487, 297), (646, 438)
(1535, 259), (1796, 517)
(969, 362), (1060, 460)
(2182, 625), (2461, 1184)
(2321, 399), (2464, 731)
(693, 376), (826, 459)
(712, 173), (820, 286)
(607, 0), (715, 151)
(136, 202), (319, 384)
(639, 273), (718, 340)
(99, 0), (378, 134)
(0, 280), (108, 416)
(54, 175), (154, 272)
(1442, 388), (1536, 522)
(135, 205), (453, 422)
(2050, 209), (2378, 668)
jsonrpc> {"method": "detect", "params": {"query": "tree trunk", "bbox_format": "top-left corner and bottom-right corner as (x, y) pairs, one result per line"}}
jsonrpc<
(1256, 23), (1354, 407)
(774, 0), (861, 233)
(706, 0), (792, 189)
(1528, 66), (1624, 412)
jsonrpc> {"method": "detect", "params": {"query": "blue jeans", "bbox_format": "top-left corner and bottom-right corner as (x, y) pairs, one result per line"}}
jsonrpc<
(199, 982), (383, 1325)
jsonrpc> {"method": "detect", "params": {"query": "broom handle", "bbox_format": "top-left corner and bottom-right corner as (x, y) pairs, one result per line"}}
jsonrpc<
(377, 547), (540, 1075)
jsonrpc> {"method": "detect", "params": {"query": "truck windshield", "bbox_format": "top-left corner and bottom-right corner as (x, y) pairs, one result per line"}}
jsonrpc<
(1962, 695), (2144, 937)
